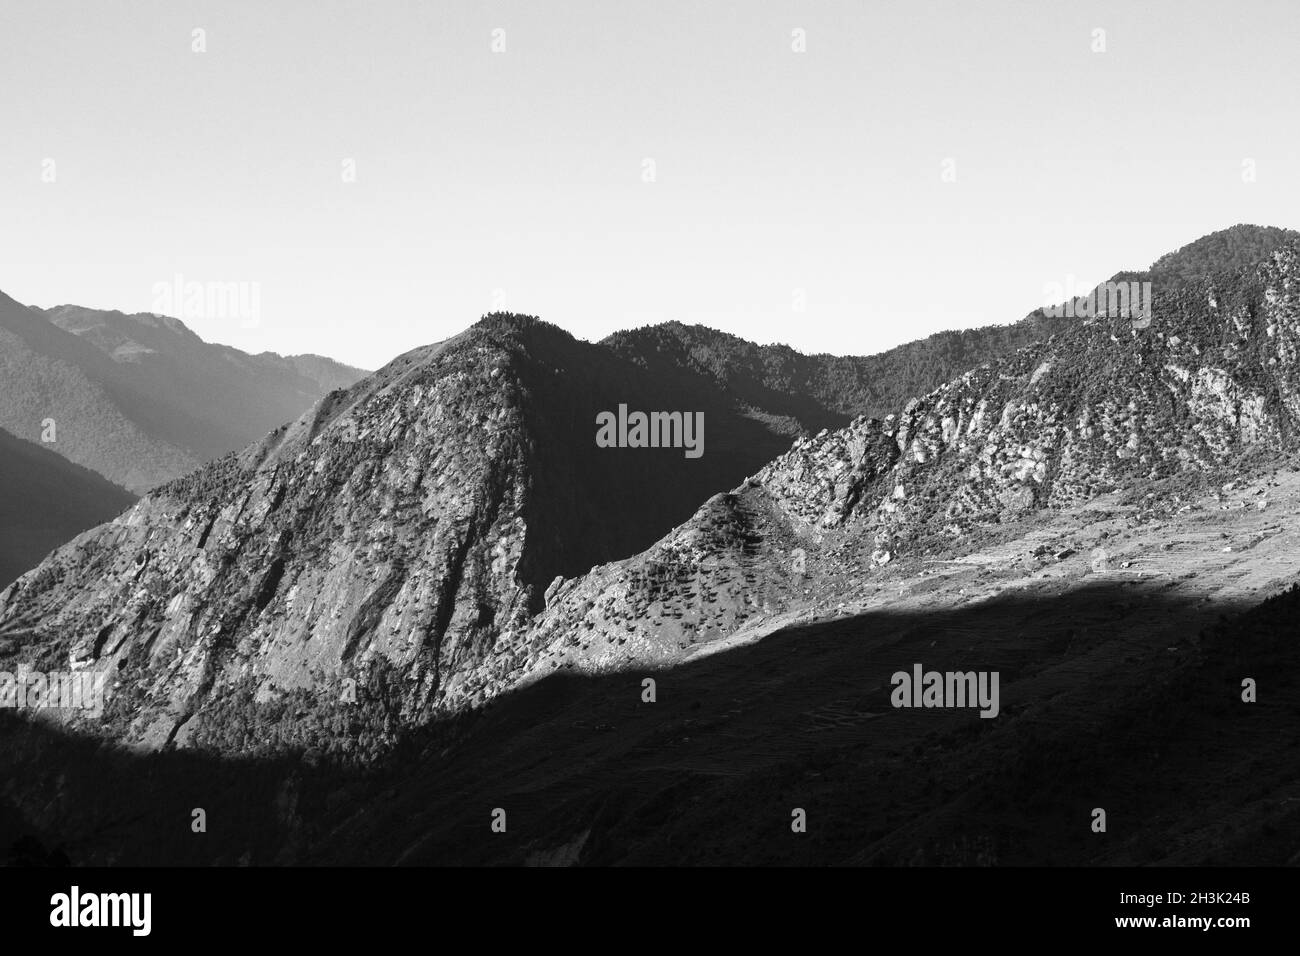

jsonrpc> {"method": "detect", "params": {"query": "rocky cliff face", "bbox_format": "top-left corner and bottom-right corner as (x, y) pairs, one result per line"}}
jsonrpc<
(0, 327), (537, 751)
(515, 243), (1300, 678)
(0, 314), (845, 756)
(766, 245), (1299, 546)
(5, 243), (1300, 759)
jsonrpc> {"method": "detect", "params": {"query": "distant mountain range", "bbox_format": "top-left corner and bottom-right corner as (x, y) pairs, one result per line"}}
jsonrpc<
(0, 293), (367, 493)
(0, 428), (134, 587)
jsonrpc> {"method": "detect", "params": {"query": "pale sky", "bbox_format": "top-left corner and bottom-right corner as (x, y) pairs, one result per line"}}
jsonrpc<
(2, 0), (1298, 370)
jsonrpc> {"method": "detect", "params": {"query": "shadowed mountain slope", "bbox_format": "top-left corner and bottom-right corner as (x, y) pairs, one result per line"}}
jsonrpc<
(0, 427), (135, 588)
(1, 573), (1294, 865)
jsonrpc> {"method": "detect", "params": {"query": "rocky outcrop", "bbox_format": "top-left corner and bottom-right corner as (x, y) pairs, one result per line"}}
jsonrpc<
(7, 241), (1300, 760)
(0, 314), (864, 755)
(0, 328), (537, 751)
(513, 244), (1300, 680)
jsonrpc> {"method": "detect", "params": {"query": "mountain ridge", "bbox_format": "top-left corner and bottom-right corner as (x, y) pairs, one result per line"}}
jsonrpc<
(4, 228), (1300, 760)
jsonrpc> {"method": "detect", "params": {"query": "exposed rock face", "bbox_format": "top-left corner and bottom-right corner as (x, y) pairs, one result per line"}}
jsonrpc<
(758, 245), (1300, 545)
(6, 242), (1300, 759)
(1, 328), (539, 749)
(0, 314), (857, 754)
(515, 244), (1300, 677)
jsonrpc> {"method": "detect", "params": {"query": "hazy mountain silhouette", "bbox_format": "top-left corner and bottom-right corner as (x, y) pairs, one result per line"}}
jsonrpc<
(0, 293), (366, 492)
(0, 426), (135, 588)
